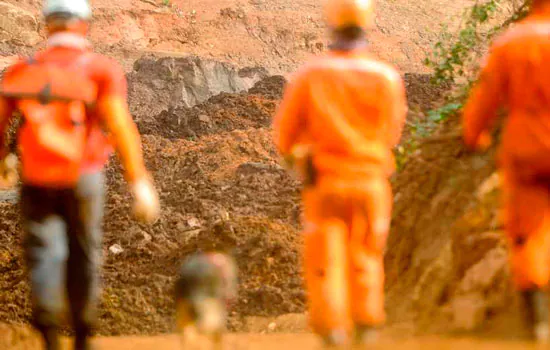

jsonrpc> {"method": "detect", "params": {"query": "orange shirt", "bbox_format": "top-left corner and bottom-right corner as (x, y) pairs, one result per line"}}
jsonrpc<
(0, 33), (146, 184)
(274, 49), (407, 178)
(464, 11), (550, 164)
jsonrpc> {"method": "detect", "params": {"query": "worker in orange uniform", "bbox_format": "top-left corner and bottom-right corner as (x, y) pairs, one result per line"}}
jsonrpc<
(463, 0), (550, 343)
(274, 0), (407, 346)
(0, 1), (160, 349)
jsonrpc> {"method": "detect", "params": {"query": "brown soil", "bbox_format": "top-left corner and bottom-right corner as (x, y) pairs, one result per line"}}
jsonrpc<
(0, 0), (478, 74)
(98, 128), (303, 335)
(384, 117), (517, 337)
(0, 127), (304, 336)
(0, 55), (445, 336)
(136, 76), (286, 139)
(0, 0), (520, 345)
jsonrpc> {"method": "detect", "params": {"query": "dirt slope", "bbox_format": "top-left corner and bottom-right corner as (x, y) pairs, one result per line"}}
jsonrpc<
(383, 116), (519, 337)
(0, 0), (476, 73)
(0, 0), (506, 344)
(0, 55), (447, 337)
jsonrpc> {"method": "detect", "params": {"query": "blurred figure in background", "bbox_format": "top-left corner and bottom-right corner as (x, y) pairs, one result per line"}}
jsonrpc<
(463, 0), (550, 343)
(0, 0), (160, 348)
(274, 0), (407, 346)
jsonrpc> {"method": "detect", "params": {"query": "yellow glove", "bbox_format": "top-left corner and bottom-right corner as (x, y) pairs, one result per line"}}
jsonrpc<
(131, 177), (160, 224)
(0, 153), (18, 189)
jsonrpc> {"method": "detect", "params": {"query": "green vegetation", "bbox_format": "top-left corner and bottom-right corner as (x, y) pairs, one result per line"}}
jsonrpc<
(424, 0), (529, 87)
(396, 0), (529, 171)
(424, 0), (500, 86)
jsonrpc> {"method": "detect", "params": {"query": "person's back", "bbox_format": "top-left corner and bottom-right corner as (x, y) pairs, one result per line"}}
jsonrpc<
(274, 0), (407, 346)
(462, 0), (550, 342)
(292, 50), (405, 177)
(3, 38), (126, 184)
(465, 15), (550, 166)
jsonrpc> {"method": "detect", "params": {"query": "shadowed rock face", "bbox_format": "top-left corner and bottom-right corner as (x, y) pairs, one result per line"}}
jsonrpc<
(127, 56), (269, 120)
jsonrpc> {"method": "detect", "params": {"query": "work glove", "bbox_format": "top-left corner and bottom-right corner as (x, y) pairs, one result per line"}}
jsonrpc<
(0, 153), (18, 189)
(464, 130), (492, 152)
(131, 176), (160, 224)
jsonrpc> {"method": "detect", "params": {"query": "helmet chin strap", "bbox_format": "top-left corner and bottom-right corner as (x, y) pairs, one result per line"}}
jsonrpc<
(47, 32), (90, 50)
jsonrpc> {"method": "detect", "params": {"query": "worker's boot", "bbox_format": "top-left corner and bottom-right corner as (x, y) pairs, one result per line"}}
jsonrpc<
(36, 325), (60, 350)
(354, 324), (380, 346)
(74, 325), (94, 350)
(321, 329), (349, 348)
(521, 289), (549, 343)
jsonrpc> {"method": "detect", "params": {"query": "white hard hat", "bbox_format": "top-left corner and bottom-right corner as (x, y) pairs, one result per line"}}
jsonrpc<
(43, 0), (92, 20)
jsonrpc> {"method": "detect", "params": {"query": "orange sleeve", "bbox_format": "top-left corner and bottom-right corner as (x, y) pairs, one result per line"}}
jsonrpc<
(384, 71), (408, 147)
(92, 56), (147, 183)
(463, 45), (507, 150)
(98, 96), (147, 183)
(0, 97), (15, 158)
(273, 72), (308, 156)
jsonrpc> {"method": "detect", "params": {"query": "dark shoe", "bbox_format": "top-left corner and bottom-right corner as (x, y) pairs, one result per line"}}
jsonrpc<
(354, 324), (380, 346)
(74, 326), (94, 350)
(74, 336), (95, 350)
(321, 329), (349, 348)
(36, 325), (60, 350)
(521, 289), (549, 343)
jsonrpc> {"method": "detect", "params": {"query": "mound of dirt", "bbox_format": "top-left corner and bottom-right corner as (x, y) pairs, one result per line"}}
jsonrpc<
(0, 127), (303, 336)
(384, 117), (517, 336)
(137, 76), (286, 139)
(0, 59), (452, 336)
(101, 128), (303, 335)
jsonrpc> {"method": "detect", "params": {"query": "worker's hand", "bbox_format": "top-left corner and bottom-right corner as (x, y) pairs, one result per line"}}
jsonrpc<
(464, 131), (492, 152)
(131, 177), (160, 224)
(0, 153), (18, 189)
(475, 132), (492, 151)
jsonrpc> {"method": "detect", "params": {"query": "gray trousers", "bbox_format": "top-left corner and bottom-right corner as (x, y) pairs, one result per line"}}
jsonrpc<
(21, 172), (104, 336)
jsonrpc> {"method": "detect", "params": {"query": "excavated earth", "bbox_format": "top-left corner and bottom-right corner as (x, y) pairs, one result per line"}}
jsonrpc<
(0, 53), (449, 338)
(0, 0), (527, 347)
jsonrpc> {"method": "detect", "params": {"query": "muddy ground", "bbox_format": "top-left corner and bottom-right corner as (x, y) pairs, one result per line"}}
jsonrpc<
(0, 0), (526, 347)
(0, 54), (452, 338)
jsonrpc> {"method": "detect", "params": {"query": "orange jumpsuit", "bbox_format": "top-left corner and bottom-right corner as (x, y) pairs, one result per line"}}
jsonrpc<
(463, 9), (550, 290)
(274, 49), (407, 334)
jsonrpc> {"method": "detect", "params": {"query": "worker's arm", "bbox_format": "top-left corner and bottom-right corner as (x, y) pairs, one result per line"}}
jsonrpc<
(385, 71), (408, 147)
(95, 57), (159, 223)
(97, 97), (147, 183)
(463, 45), (507, 150)
(273, 72), (308, 159)
(94, 57), (147, 184)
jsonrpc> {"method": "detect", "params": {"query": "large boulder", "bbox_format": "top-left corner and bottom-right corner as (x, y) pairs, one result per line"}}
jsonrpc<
(128, 56), (268, 120)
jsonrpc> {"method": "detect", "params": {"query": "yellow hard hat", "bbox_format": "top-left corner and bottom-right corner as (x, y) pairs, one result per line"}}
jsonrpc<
(324, 0), (374, 30)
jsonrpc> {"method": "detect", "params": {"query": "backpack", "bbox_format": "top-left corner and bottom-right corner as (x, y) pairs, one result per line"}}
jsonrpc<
(0, 54), (97, 186)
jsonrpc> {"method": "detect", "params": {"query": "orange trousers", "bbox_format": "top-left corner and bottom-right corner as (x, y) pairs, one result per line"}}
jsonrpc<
(502, 156), (550, 290)
(301, 175), (392, 335)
